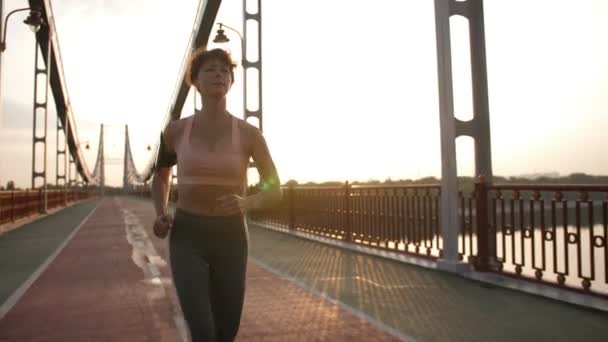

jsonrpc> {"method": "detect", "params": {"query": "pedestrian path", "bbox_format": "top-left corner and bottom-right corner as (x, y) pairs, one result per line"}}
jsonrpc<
(0, 197), (400, 341)
(1, 196), (607, 341)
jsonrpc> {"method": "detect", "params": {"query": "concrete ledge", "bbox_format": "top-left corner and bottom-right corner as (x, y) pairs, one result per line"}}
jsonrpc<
(464, 271), (608, 313)
(437, 258), (472, 275)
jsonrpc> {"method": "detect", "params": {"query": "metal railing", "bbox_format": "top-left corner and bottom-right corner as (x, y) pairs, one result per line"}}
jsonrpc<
(251, 179), (608, 298)
(479, 182), (608, 297)
(251, 183), (443, 258)
(125, 178), (608, 297)
(0, 189), (95, 225)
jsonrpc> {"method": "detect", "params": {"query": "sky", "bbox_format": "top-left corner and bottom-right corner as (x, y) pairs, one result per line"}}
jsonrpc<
(0, 0), (607, 188)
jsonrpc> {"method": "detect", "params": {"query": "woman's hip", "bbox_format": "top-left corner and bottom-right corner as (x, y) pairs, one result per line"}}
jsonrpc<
(170, 208), (248, 248)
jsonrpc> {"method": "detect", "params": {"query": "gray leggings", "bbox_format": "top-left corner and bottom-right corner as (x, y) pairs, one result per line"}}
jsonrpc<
(169, 209), (248, 342)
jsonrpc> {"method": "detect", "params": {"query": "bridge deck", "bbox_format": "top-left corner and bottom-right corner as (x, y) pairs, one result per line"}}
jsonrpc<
(0, 197), (607, 342)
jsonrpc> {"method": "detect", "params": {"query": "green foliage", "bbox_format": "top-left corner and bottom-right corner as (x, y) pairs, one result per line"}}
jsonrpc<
(285, 179), (299, 186)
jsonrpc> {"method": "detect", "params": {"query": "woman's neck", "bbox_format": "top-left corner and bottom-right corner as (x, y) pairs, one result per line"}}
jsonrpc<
(196, 95), (229, 123)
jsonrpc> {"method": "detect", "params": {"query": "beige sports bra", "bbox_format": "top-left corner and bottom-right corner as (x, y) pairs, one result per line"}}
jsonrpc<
(175, 116), (248, 187)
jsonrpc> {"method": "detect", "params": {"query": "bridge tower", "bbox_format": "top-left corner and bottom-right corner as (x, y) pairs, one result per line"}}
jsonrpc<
(31, 20), (51, 196)
(434, 0), (494, 272)
(123, 125), (135, 189)
(91, 124), (105, 195)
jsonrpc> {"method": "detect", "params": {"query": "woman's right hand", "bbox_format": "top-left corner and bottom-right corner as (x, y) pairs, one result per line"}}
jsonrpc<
(153, 213), (173, 239)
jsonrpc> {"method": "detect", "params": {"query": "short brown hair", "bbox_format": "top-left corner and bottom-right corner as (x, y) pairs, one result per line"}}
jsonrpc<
(186, 47), (237, 87)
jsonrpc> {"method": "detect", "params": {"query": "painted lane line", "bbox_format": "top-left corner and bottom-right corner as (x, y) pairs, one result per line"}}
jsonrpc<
(120, 204), (188, 342)
(0, 200), (102, 320)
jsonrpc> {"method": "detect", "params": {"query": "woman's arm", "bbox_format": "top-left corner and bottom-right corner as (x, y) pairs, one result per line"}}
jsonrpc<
(152, 166), (172, 238)
(242, 127), (282, 211)
(151, 128), (177, 216)
(151, 126), (177, 238)
(152, 166), (172, 217)
(216, 125), (282, 214)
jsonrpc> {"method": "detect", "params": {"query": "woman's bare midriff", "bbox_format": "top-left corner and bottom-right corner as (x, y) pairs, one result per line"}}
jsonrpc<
(176, 184), (244, 216)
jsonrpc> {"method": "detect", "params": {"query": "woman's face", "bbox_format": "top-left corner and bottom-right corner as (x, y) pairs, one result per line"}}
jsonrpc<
(196, 58), (232, 97)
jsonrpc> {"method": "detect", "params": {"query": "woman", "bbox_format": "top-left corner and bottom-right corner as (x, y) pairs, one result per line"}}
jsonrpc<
(151, 47), (281, 342)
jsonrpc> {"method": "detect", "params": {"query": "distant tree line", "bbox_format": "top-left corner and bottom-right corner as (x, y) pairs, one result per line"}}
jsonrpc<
(282, 173), (608, 194)
(2, 173), (607, 194)
(0, 181), (95, 191)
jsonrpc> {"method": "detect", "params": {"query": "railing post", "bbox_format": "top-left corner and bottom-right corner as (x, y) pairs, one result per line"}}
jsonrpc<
(10, 190), (15, 222)
(474, 175), (490, 271)
(25, 189), (30, 216)
(288, 183), (295, 231)
(38, 189), (43, 213)
(344, 181), (352, 242)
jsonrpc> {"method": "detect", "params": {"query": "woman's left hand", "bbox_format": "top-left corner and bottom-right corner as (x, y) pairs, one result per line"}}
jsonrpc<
(215, 194), (247, 215)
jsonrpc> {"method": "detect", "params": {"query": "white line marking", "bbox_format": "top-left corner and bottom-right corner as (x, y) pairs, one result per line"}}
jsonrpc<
(316, 275), (439, 290)
(0, 199), (102, 320)
(120, 203), (188, 342)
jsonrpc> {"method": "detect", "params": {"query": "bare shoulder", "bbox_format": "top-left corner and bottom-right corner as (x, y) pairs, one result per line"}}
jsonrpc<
(164, 116), (190, 139)
(236, 117), (264, 143)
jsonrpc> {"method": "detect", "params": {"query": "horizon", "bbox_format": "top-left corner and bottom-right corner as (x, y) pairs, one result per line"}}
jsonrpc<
(3, 170), (607, 191)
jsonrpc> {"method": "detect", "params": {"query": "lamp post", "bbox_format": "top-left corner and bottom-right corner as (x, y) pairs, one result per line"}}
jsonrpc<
(0, 7), (44, 103)
(214, 22), (253, 191)
(213, 23), (245, 120)
(1, 7), (43, 51)
(0, 6), (45, 210)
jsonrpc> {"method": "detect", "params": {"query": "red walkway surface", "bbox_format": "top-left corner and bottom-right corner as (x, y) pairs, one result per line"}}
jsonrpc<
(0, 198), (399, 342)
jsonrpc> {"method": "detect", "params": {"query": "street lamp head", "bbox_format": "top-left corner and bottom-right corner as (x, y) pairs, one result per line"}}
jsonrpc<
(1, 7), (45, 52)
(78, 140), (90, 150)
(23, 9), (44, 33)
(213, 26), (230, 44)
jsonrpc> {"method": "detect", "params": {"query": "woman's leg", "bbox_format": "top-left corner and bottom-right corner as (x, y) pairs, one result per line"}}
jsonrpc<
(170, 218), (217, 342)
(209, 218), (249, 342)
